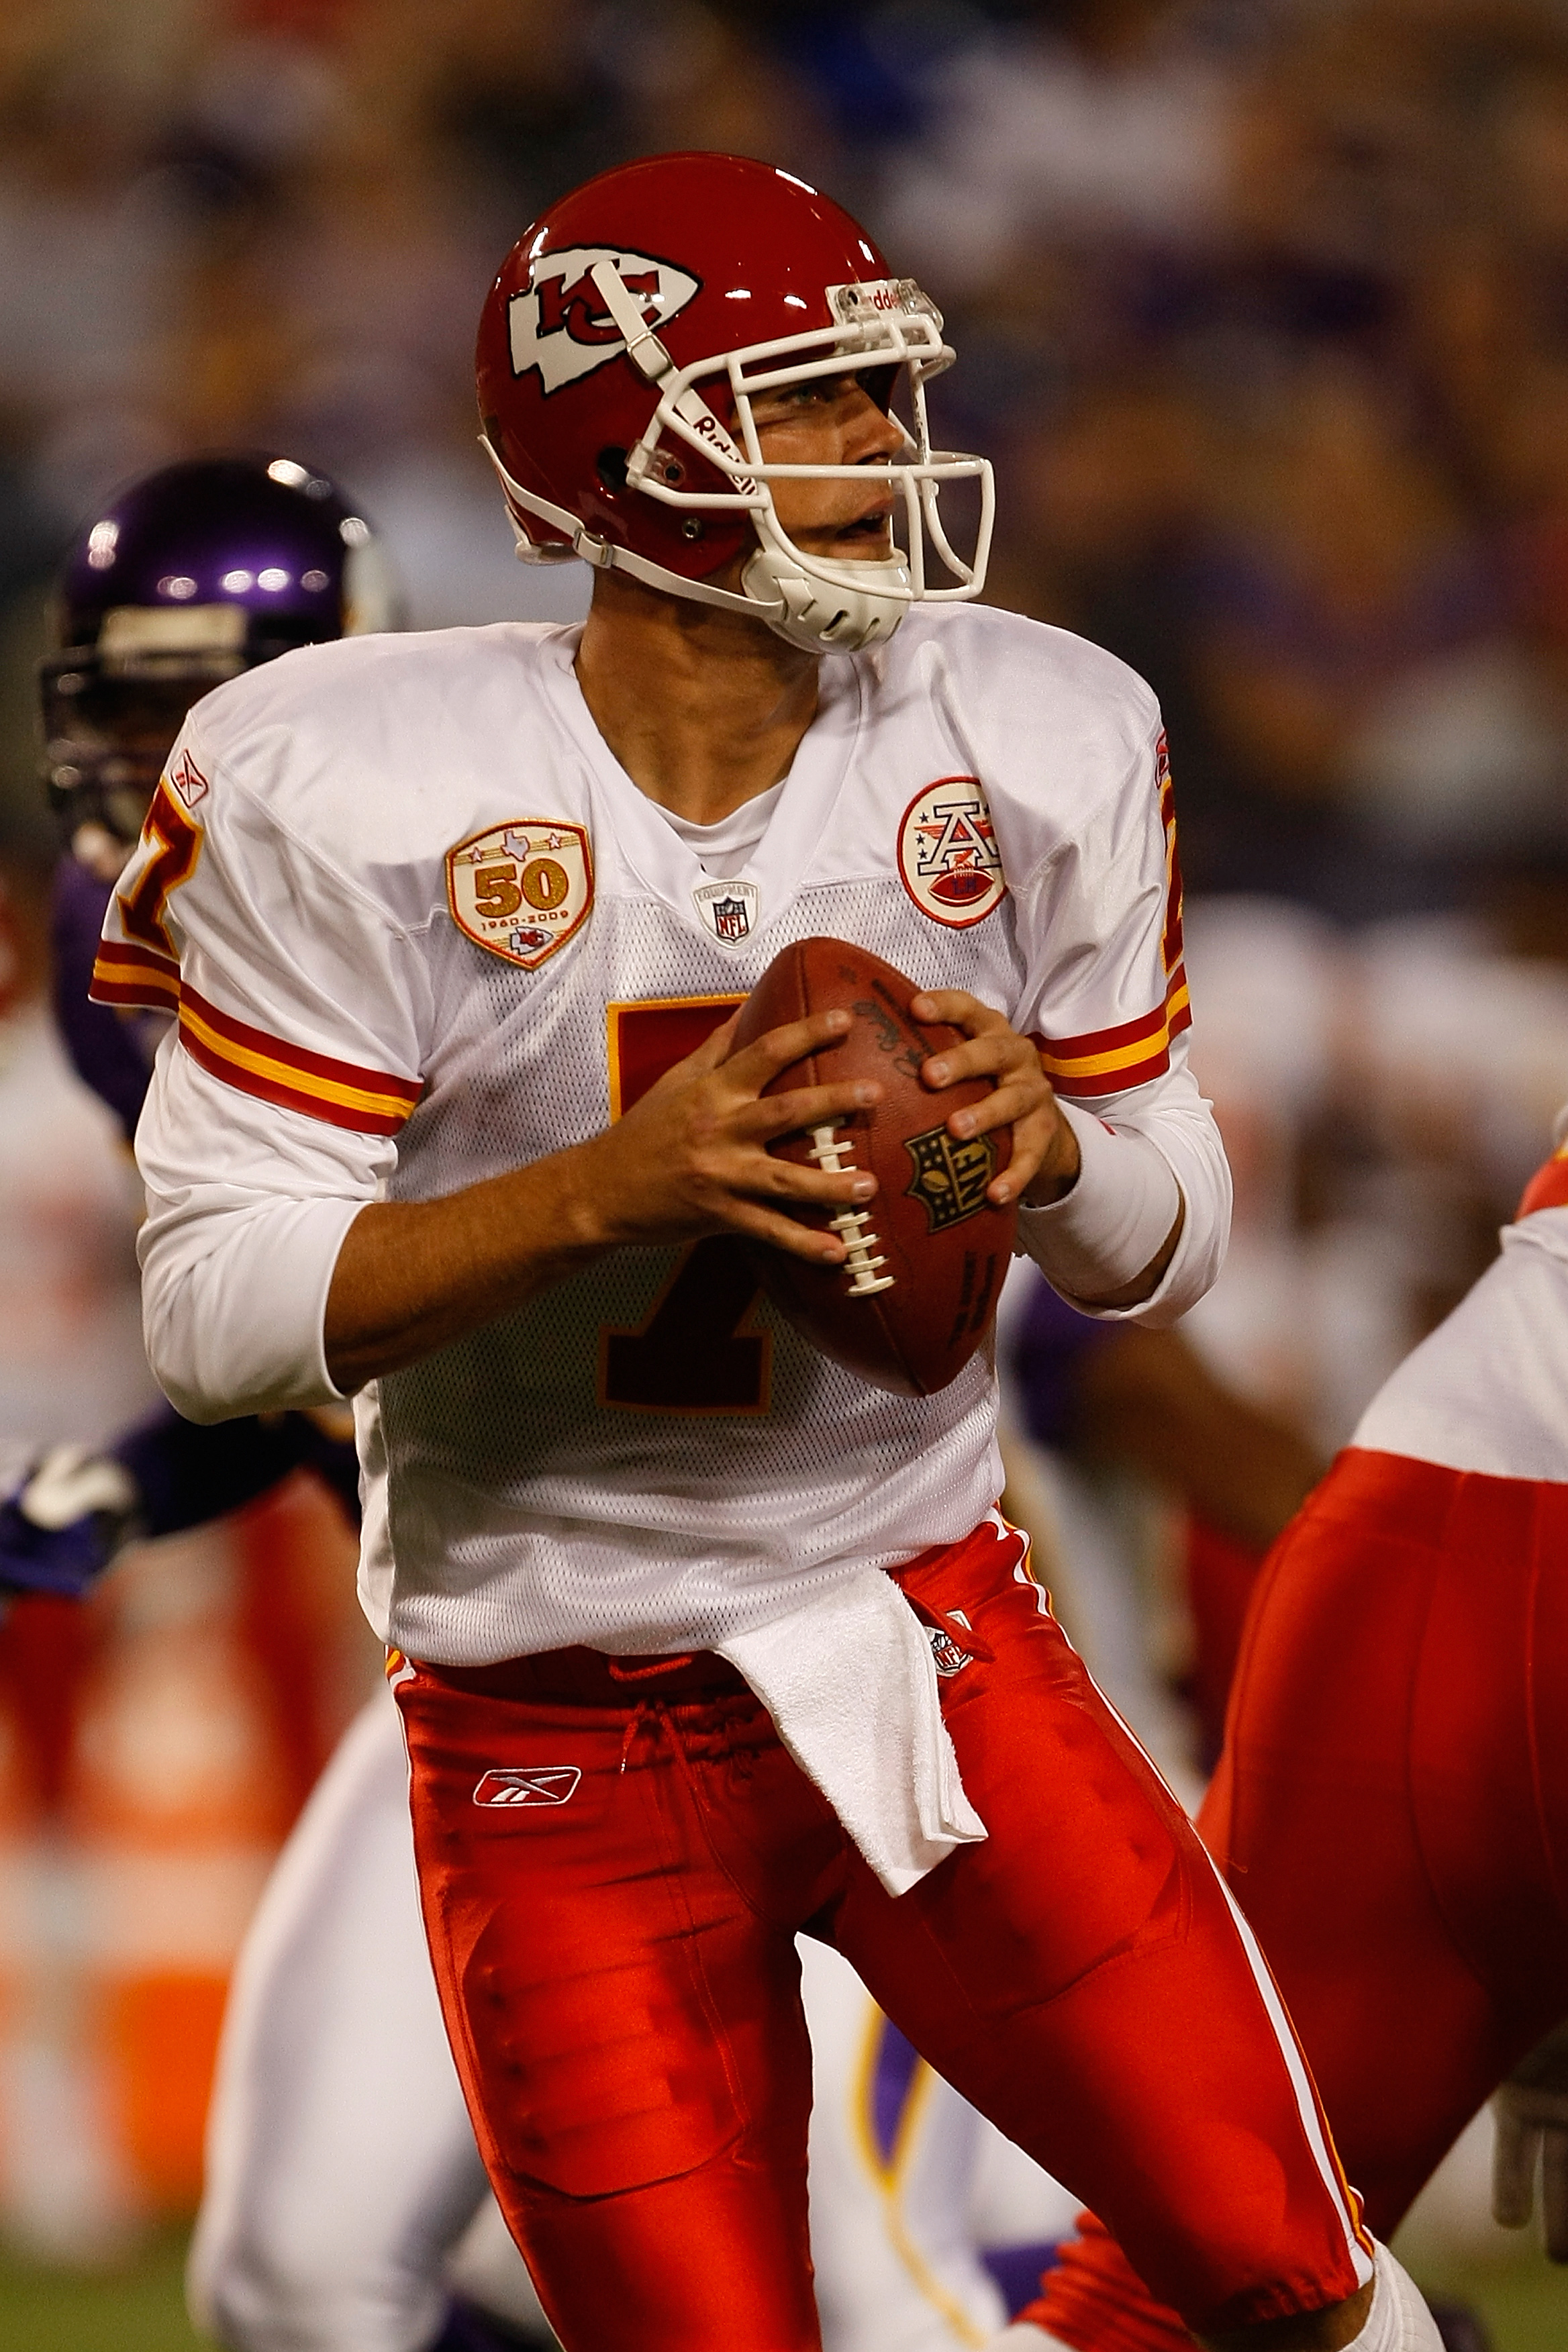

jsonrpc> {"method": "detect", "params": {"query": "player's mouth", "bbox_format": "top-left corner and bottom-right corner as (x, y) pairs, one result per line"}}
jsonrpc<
(817, 499), (897, 558)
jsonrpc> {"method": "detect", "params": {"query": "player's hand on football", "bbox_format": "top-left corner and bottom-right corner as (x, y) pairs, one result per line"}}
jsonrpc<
(908, 991), (1078, 1207)
(1493, 2021), (1568, 2260)
(577, 1008), (880, 1263)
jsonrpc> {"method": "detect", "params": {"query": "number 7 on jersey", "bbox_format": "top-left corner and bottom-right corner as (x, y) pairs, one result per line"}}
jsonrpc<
(598, 997), (773, 1415)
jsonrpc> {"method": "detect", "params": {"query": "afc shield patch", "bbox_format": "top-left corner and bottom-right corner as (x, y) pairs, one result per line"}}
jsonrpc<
(447, 820), (593, 970)
(473, 1765), (583, 1808)
(904, 1125), (998, 1232)
(897, 776), (1007, 928)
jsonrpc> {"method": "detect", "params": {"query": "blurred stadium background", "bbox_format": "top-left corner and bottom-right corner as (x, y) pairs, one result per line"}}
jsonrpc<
(1, 0), (1567, 2343)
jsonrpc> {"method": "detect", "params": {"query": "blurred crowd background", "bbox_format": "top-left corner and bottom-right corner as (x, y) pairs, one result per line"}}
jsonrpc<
(1, 0), (1567, 2335)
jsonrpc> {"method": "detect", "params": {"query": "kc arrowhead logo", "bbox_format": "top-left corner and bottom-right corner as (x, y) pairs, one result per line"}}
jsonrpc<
(473, 1765), (583, 1808)
(509, 247), (701, 395)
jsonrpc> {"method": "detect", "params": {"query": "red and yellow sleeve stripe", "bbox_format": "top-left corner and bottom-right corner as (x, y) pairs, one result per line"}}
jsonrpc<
(1518, 1143), (1568, 1221)
(92, 944), (420, 1136)
(89, 938), (181, 1015)
(175, 983), (420, 1135)
(1036, 965), (1191, 1099)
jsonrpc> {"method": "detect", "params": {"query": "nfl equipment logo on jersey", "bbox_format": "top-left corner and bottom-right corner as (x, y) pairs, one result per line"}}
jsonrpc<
(446, 819), (593, 970)
(693, 879), (758, 944)
(897, 777), (1006, 927)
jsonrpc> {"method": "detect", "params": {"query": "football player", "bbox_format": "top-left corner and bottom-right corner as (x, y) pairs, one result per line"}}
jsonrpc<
(106, 153), (1437, 2352)
(1, 455), (392, 1603)
(28, 455), (1059, 2352)
(1003, 1114), (1568, 2351)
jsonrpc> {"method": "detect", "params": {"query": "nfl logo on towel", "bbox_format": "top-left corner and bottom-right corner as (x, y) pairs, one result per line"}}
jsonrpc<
(694, 879), (758, 944)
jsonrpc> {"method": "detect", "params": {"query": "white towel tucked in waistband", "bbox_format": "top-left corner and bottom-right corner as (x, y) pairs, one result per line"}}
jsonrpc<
(718, 1565), (987, 1897)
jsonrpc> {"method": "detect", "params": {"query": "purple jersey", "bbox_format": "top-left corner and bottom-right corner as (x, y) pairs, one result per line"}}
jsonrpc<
(1012, 1275), (1116, 1451)
(50, 856), (159, 1142)
(0, 854), (364, 1597)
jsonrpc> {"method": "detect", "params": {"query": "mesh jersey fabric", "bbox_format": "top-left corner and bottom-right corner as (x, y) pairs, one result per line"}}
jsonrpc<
(119, 609), (1227, 1667)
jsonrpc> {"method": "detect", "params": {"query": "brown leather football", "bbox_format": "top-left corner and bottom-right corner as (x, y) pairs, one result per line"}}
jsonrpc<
(730, 936), (1018, 1396)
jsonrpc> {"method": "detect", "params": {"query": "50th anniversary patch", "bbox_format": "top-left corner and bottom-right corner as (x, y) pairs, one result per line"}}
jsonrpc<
(447, 819), (594, 969)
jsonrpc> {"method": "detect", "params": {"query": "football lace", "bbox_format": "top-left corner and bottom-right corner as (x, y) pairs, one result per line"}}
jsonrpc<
(807, 1124), (895, 1295)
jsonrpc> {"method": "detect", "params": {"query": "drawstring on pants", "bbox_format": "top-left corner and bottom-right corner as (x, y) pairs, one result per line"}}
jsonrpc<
(620, 1700), (660, 1774)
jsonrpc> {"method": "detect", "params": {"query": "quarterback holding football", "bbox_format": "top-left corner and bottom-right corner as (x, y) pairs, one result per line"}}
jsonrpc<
(98, 153), (1437, 2352)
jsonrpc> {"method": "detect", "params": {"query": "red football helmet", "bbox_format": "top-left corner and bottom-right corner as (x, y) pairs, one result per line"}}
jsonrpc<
(475, 152), (993, 654)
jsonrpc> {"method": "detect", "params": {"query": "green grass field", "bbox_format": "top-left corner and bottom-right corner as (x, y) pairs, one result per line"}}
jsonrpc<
(0, 2227), (1564, 2351)
(0, 2228), (201, 2352)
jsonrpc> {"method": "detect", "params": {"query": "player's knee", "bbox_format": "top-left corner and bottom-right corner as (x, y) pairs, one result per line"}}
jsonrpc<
(1197, 2245), (1441, 2352)
(189, 2212), (446, 2352)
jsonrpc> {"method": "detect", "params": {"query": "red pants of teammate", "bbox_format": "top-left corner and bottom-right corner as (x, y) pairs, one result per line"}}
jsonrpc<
(393, 1519), (1369, 2352)
(1028, 1450), (1568, 2351)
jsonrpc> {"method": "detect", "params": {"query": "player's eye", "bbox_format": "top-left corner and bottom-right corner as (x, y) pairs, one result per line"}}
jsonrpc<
(756, 376), (856, 421)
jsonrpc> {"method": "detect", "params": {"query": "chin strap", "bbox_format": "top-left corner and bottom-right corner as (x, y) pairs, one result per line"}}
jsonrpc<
(479, 436), (783, 619)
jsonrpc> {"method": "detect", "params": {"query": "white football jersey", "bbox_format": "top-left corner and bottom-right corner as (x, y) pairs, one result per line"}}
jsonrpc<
(100, 608), (1227, 1667)
(1352, 1154), (1568, 1484)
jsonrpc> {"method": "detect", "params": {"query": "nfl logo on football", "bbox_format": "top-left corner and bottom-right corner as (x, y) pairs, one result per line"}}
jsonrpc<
(693, 879), (759, 944)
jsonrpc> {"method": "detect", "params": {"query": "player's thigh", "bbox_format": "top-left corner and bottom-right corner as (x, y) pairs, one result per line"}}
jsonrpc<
(833, 1534), (1366, 2335)
(1206, 1459), (1568, 2237)
(191, 1689), (491, 2352)
(1213, 1458), (1568, 2229)
(397, 1659), (823, 2352)
(799, 1936), (1007, 2352)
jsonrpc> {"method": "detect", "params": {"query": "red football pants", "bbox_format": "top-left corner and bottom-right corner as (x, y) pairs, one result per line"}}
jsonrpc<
(393, 1519), (1368, 2352)
(1028, 1449), (1568, 2352)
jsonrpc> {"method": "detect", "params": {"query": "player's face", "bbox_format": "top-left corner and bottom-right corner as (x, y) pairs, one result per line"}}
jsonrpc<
(748, 372), (904, 562)
(47, 699), (185, 878)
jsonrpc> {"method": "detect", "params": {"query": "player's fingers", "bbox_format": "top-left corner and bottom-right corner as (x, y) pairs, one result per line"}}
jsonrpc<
(722, 1009), (852, 1093)
(722, 1199), (848, 1264)
(987, 1105), (1060, 1204)
(908, 988), (1006, 1037)
(681, 1009), (742, 1070)
(946, 1073), (1050, 1143)
(920, 1030), (1040, 1093)
(1492, 2098), (1539, 2230)
(740, 1080), (883, 1142)
(734, 1147), (876, 1210)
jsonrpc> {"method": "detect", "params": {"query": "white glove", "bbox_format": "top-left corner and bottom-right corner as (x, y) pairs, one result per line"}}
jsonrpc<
(1492, 2019), (1568, 2261)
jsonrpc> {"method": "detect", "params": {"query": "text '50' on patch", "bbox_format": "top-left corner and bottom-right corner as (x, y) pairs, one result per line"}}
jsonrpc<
(897, 776), (1007, 927)
(447, 820), (593, 969)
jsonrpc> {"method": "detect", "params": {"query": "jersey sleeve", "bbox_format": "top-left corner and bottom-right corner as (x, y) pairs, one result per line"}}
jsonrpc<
(101, 716), (430, 1421)
(1010, 724), (1230, 1325)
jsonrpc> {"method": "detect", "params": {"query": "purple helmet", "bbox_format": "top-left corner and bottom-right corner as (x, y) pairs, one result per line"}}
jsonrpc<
(41, 454), (399, 850)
